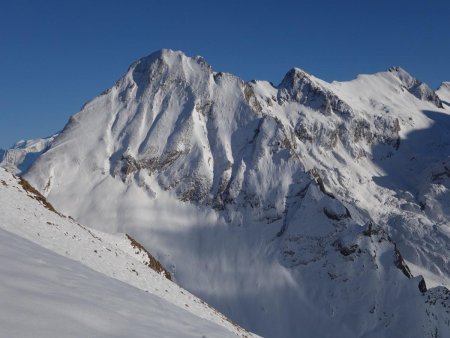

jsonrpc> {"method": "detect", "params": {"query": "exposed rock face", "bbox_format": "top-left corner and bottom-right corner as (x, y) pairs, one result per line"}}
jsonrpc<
(278, 68), (354, 117)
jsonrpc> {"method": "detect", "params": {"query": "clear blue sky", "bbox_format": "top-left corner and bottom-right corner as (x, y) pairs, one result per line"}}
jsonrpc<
(1, 0), (449, 149)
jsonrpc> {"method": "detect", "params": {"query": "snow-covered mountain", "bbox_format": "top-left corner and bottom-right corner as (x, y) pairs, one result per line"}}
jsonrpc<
(3, 49), (450, 337)
(0, 168), (256, 337)
(1, 134), (57, 174)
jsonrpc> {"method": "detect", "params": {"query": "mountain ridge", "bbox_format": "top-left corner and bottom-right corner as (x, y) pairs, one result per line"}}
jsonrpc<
(2, 49), (450, 337)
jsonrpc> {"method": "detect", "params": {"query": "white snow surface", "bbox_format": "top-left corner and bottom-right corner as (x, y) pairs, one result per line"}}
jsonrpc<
(437, 82), (450, 108)
(0, 134), (57, 174)
(5, 49), (450, 337)
(0, 168), (256, 338)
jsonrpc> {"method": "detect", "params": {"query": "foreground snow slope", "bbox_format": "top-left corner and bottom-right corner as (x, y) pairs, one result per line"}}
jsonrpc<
(0, 229), (244, 338)
(8, 50), (450, 337)
(0, 168), (256, 338)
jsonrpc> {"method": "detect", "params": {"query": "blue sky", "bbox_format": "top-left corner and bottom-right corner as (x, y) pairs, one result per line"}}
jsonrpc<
(0, 0), (449, 149)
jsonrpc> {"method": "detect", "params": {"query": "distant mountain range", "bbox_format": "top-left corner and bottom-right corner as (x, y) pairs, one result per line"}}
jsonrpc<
(2, 49), (450, 337)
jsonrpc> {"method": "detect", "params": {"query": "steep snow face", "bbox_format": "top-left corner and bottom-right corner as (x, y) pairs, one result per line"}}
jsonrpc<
(15, 49), (450, 337)
(0, 168), (257, 338)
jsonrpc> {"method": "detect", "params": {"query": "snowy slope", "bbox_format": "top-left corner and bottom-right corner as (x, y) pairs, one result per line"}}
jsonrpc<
(7, 49), (450, 337)
(437, 82), (450, 109)
(0, 168), (256, 338)
(0, 229), (247, 338)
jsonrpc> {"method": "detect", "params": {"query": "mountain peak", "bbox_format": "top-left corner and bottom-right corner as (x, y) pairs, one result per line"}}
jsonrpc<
(136, 49), (211, 68)
(126, 49), (212, 85)
(439, 81), (450, 90)
(130, 49), (186, 70)
(387, 66), (442, 107)
(279, 67), (313, 88)
(437, 81), (450, 105)
(387, 66), (417, 86)
(142, 48), (184, 60)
